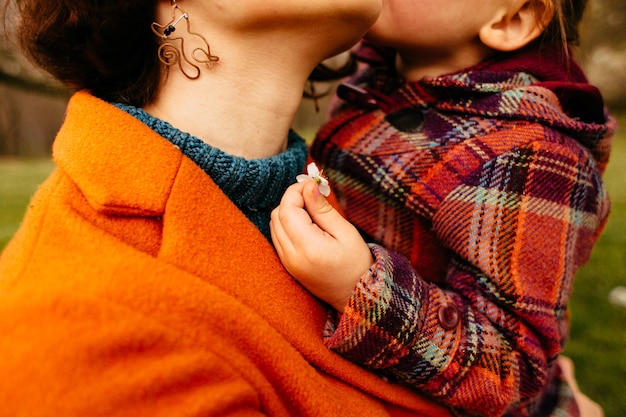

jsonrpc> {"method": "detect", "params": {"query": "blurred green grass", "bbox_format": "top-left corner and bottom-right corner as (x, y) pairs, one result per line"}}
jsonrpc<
(562, 114), (626, 417)
(0, 121), (625, 415)
(0, 158), (55, 247)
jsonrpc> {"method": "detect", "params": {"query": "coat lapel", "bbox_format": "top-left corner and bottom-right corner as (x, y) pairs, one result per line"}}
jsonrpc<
(53, 92), (450, 415)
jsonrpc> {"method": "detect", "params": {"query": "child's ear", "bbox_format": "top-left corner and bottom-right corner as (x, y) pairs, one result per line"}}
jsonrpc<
(479, 0), (554, 52)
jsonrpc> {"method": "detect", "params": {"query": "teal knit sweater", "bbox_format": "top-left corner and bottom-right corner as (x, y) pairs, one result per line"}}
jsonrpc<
(115, 103), (308, 240)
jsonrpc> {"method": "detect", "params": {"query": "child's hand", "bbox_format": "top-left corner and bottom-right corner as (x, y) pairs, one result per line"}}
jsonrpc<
(270, 179), (374, 312)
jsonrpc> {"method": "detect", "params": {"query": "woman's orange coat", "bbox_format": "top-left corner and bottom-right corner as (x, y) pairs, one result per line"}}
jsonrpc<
(0, 92), (451, 417)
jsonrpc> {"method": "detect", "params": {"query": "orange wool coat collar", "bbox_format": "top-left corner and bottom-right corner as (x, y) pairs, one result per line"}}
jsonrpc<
(0, 92), (451, 416)
(52, 92), (333, 347)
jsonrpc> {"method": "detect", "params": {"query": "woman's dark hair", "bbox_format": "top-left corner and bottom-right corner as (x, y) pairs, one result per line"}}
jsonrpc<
(3, 0), (161, 106)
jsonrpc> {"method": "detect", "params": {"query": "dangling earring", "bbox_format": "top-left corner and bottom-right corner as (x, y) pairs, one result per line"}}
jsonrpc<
(151, 0), (219, 79)
(307, 80), (320, 113)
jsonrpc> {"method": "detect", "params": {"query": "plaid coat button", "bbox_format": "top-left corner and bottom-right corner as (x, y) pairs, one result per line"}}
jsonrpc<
(438, 302), (459, 330)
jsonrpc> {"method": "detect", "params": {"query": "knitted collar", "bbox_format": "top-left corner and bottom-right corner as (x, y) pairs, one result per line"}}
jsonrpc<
(114, 103), (308, 240)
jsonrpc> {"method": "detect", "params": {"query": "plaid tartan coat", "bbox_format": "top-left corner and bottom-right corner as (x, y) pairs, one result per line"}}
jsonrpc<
(312, 43), (615, 417)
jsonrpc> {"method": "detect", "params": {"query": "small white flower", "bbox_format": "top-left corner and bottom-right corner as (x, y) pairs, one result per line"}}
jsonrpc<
(297, 162), (331, 197)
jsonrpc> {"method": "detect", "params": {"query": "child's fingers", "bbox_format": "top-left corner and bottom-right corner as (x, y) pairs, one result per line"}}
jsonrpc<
(270, 204), (300, 253)
(278, 181), (306, 210)
(271, 203), (326, 279)
(301, 180), (352, 238)
(270, 191), (318, 257)
(269, 207), (286, 255)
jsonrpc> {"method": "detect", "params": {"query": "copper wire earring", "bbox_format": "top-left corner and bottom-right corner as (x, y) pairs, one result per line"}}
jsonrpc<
(307, 80), (321, 113)
(151, 0), (219, 79)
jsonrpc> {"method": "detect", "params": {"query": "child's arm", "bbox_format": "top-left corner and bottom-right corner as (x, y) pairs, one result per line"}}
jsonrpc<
(270, 179), (374, 311)
(272, 140), (609, 417)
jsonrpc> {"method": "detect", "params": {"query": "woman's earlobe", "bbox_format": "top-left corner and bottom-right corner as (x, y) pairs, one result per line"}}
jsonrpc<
(479, 0), (553, 52)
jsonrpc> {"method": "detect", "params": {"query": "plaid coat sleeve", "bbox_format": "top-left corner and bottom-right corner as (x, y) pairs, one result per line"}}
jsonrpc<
(323, 128), (610, 417)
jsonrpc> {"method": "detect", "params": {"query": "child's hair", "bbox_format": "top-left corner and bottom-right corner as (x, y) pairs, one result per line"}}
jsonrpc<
(541, 0), (588, 47)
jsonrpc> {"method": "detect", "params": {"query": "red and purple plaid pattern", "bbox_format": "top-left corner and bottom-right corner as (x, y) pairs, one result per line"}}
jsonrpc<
(313, 43), (615, 417)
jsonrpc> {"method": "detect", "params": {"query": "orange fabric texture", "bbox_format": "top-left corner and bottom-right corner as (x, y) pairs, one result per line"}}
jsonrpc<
(0, 92), (451, 417)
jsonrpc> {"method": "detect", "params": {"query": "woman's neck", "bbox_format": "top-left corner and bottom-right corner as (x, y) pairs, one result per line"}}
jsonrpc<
(143, 3), (377, 160)
(143, 53), (309, 160)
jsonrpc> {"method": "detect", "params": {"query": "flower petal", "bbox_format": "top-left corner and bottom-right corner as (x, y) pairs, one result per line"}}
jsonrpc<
(306, 162), (320, 177)
(319, 183), (331, 197)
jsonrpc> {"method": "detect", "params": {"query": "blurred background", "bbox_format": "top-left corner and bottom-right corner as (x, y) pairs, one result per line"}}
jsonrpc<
(1, 0), (625, 415)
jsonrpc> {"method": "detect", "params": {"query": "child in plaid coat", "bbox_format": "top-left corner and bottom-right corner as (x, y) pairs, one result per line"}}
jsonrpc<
(270, 0), (615, 416)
